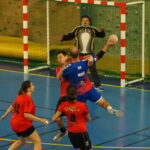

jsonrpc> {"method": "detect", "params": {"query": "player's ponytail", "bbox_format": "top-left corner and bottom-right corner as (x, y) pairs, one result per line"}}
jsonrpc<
(18, 80), (31, 95)
(67, 84), (77, 102)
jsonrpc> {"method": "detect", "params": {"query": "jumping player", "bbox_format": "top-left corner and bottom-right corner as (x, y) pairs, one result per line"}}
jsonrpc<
(52, 84), (92, 150)
(0, 80), (48, 150)
(60, 40), (124, 117)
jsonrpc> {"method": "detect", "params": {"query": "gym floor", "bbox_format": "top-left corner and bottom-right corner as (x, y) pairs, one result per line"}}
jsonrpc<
(0, 69), (150, 150)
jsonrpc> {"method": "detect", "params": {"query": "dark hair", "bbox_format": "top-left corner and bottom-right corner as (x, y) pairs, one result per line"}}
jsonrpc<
(67, 84), (77, 102)
(57, 51), (68, 56)
(18, 80), (32, 95)
(81, 15), (91, 23)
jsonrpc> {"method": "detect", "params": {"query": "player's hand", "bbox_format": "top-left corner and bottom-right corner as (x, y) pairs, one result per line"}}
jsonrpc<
(85, 55), (93, 61)
(64, 62), (69, 66)
(101, 40), (114, 52)
(56, 35), (63, 41)
(40, 118), (49, 125)
(107, 39), (115, 47)
(85, 55), (94, 66)
(0, 114), (7, 121)
(62, 62), (69, 69)
(84, 55), (93, 60)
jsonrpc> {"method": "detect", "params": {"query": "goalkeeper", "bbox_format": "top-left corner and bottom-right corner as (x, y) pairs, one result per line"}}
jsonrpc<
(57, 15), (105, 92)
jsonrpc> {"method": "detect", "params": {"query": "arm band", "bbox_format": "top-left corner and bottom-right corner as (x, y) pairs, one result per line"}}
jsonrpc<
(96, 51), (105, 60)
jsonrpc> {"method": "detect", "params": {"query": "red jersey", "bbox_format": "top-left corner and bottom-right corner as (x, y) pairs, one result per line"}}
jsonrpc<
(56, 64), (92, 96)
(10, 94), (36, 133)
(56, 66), (70, 97)
(58, 101), (89, 133)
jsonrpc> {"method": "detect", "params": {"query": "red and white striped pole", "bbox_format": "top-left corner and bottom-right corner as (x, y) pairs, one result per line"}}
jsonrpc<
(23, 0), (28, 74)
(120, 3), (126, 87)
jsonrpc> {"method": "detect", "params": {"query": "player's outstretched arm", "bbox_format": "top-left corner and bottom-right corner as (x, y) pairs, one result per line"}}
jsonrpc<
(101, 39), (114, 52)
(24, 113), (49, 125)
(96, 38), (117, 60)
(0, 105), (14, 121)
(93, 27), (105, 38)
(52, 111), (62, 122)
(57, 28), (77, 41)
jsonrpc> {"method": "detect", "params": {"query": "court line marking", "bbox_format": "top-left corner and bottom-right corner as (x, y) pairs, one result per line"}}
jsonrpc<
(95, 126), (150, 146)
(0, 68), (55, 79)
(0, 139), (49, 150)
(0, 138), (150, 149)
(0, 68), (150, 92)
(0, 99), (55, 111)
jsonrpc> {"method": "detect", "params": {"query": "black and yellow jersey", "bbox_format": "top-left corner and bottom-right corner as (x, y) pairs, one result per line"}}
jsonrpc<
(61, 26), (105, 54)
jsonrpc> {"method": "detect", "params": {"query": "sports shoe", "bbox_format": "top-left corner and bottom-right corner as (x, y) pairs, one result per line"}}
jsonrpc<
(95, 86), (104, 92)
(107, 106), (124, 118)
(53, 131), (68, 141)
(113, 109), (124, 118)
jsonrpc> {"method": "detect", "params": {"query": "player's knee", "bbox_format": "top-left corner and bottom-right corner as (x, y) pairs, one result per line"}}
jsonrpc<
(20, 138), (26, 144)
(32, 137), (41, 145)
(55, 117), (63, 124)
(8, 148), (14, 150)
(57, 117), (62, 121)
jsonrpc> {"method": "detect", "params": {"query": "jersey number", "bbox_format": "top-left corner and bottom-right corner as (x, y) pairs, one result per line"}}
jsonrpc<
(71, 114), (76, 122)
(14, 104), (20, 114)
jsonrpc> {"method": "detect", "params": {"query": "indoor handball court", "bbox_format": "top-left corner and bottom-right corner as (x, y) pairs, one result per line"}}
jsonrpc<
(0, 0), (150, 149)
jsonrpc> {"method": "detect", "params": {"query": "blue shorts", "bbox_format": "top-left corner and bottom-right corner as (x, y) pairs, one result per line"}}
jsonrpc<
(77, 88), (102, 103)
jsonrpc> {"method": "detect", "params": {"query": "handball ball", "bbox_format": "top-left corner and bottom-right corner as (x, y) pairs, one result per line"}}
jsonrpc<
(108, 34), (118, 45)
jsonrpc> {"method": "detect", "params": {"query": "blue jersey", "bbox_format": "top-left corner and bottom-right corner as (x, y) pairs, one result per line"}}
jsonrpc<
(62, 60), (88, 85)
(62, 57), (97, 88)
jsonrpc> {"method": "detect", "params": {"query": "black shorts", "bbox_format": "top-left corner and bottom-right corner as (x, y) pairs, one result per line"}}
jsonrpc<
(55, 96), (68, 116)
(68, 132), (92, 150)
(16, 126), (35, 137)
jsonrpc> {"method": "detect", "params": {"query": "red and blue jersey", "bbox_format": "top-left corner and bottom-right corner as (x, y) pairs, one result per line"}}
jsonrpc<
(62, 57), (97, 95)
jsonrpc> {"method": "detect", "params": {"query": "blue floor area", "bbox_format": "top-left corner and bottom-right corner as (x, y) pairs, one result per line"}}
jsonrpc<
(0, 70), (150, 150)
(34, 68), (150, 91)
(0, 63), (150, 90)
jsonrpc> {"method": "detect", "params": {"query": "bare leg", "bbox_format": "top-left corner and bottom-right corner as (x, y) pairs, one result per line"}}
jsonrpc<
(55, 117), (65, 128)
(8, 137), (26, 150)
(96, 97), (124, 117)
(53, 117), (67, 141)
(96, 97), (110, 108)
(28, 130), (42, 150)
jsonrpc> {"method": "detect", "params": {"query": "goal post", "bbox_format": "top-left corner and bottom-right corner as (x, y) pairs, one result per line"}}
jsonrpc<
(125, 1), (145, 86)
(54, 0), (127, 87)
(53, 0), (145, 87)
(23, 0), (50, 74)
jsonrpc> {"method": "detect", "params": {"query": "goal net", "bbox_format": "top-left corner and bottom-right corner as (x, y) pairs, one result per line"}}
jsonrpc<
(49, 0), (145, 87)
